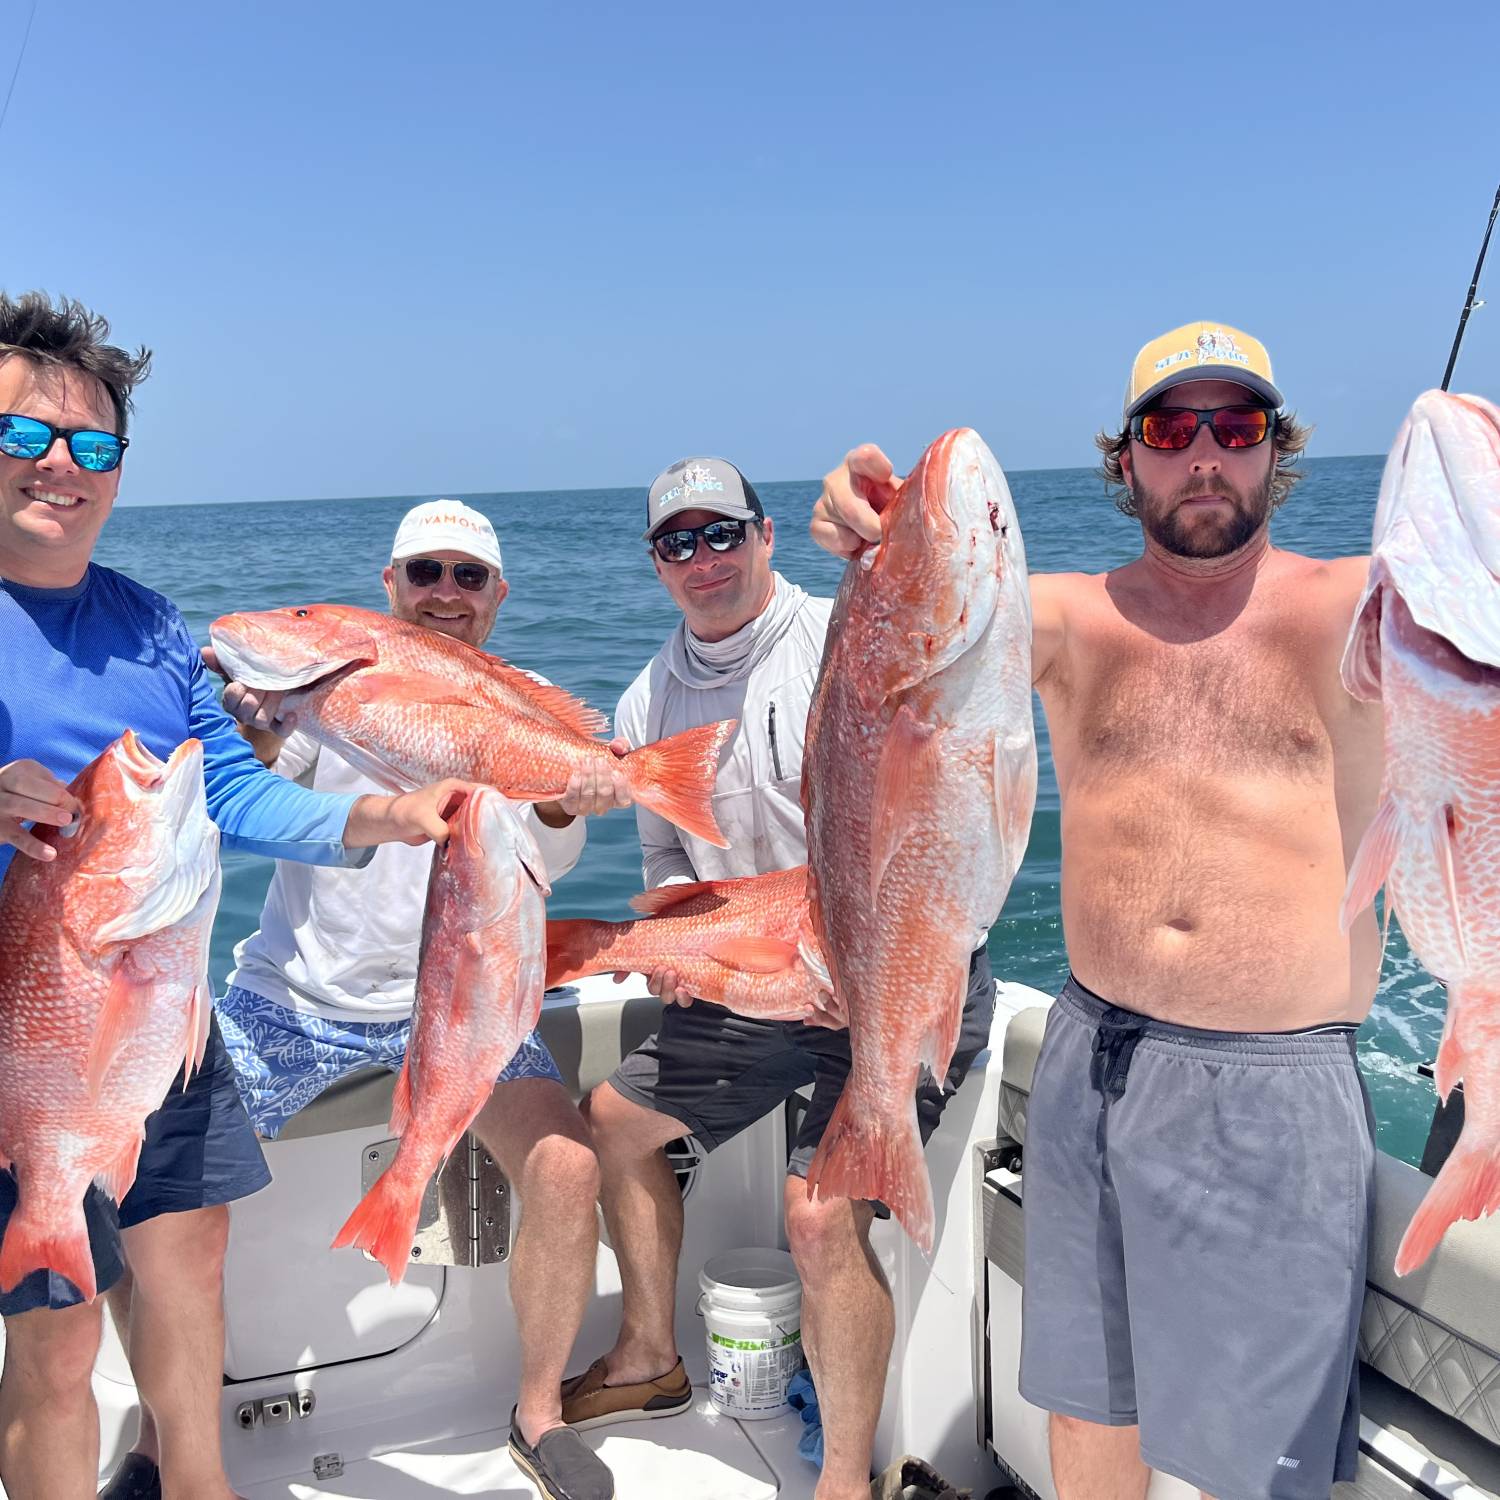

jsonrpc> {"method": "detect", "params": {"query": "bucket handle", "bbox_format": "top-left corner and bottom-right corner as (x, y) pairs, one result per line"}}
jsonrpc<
(694, 1293), (707, 1318)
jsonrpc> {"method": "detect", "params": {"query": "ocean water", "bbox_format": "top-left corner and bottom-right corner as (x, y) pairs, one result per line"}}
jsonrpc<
(93, 452), (1442, 1164)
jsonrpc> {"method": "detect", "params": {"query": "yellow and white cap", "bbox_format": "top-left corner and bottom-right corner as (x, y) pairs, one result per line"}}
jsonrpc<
(1124, 321), (1283, 419)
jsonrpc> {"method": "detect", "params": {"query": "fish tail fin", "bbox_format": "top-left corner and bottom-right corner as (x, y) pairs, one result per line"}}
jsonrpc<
(1341, 798), (1400, 932)
(1395, 1140), (1500, 1276)
(622, 720), (737, 849)
(330, 1163), (423, 1285)
(806, 1085), (934, 1254)
(545, 919), (614, 989)
(0, 1195), (97, 1301)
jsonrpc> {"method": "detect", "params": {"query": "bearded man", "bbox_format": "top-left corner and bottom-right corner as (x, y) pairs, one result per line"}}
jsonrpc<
(810, 322), (1386, 1500)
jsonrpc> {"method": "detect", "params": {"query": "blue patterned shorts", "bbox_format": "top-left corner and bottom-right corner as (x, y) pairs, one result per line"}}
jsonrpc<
(216, 985), (563, 1139)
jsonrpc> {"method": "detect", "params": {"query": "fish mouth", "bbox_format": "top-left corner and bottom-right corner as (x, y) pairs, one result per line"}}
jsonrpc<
(208, 626), (369, 691)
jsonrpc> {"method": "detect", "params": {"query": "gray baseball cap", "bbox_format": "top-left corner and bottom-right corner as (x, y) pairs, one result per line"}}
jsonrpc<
(643, 456), (765, 541)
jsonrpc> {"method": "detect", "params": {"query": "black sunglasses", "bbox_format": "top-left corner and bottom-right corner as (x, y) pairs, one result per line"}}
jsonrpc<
(651, 517), (752, 564)
(403, 557), (493, 591)
(1130, 405), (1276, 451)
(0, 412), (128, 473)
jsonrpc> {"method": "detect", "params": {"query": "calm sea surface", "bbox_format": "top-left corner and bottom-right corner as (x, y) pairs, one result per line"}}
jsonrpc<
(94, 454), (1442, 1164)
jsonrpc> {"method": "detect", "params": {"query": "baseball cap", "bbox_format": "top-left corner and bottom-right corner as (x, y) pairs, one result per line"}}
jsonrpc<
(390, 499), (503, 575)
(1124, 321), (1283, 420)
(643, 456), (764, 541)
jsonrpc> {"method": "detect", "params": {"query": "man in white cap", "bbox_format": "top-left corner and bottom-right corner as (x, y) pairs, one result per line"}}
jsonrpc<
(103, 501), (629, 1500)
(571, 459), (994, 1500)
(810, 324), (1386, 1500)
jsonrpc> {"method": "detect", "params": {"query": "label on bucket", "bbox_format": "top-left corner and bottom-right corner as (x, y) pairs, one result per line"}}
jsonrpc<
(706, 1326), (803, 1416)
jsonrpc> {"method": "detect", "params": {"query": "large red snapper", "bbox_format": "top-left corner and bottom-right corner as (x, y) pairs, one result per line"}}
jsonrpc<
(1342, 390), (1500, 1275)
(802, 428), (1035, 1250)
(545, 865), (836, 1022)
(0, 733), (220, 1300)
(332, 786), (549, 1283)
(209, 604), (734, 848)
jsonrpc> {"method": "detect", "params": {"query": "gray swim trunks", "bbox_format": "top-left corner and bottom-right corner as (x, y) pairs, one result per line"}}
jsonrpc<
(1018, 975), (1375, 1500)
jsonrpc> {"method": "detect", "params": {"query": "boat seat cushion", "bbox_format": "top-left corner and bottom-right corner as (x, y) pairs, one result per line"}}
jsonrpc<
(1360, 1150), (1500, 1447)
(273, 992), (664, 1141)
(996, 1005), (1048, 1146)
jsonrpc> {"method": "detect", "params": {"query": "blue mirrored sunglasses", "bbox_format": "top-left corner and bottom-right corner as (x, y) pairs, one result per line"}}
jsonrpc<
(0, 412), (127, 473)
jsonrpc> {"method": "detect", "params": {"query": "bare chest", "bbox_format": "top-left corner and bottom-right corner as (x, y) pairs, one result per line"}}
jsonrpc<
(1061, 630), (1334, 782)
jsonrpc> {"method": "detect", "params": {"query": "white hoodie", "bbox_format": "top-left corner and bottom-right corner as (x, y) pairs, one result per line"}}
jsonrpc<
(615, 573), (833, 887)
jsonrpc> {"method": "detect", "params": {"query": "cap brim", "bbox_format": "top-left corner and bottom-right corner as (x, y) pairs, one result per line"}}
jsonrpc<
(1125, 368), (1283, 420)
(642, 501), (759, 542)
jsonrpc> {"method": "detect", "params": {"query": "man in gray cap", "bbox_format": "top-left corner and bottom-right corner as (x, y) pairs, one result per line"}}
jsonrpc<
(566, 458), (994, 1500)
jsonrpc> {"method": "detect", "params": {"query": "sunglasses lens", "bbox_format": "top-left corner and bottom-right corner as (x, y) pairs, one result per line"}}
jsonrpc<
(70, 431), (124, 472)
(453, 563), (490, 591)
(702, 520), (747, 551)
(0, 414), (52, 460)
(653, 530), (697, 563)
(1138, 409), (1198, 450)
(405, 558), (444, 587)
(1211, 408), (1271, 448)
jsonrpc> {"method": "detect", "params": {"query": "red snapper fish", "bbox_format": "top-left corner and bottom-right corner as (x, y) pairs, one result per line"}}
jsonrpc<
(209, 604), (734, 848)
(1342, 389), (1500, 1275)
(802, 428), (1035, 1251)
(0, 733), (219, 1300)
(545, 865), (836, 1022)
(332, 786), (549, 1282)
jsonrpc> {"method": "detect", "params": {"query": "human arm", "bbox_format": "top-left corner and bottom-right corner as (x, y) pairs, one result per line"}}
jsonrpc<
(200, 645), (296, 766)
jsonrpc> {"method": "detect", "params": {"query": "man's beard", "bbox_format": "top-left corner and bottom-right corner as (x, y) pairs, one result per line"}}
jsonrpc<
(1134, 471), (1275, 559)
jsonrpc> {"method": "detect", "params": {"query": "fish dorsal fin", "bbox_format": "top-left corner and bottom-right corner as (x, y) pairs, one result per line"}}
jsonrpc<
(630, 880), (722, 916)
(870, 705), (941, 906)
(705, 937), (801, 973)
(493, 667), (611, 739)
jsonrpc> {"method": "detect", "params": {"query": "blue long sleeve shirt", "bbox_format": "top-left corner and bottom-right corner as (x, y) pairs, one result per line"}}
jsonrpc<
(0, 564), (372, 886)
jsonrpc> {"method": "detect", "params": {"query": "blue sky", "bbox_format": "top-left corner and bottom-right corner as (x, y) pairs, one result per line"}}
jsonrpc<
(4, 0), (1497, 506)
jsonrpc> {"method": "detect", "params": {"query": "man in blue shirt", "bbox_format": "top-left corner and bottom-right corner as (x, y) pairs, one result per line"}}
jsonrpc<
(0, 292), (466, 1500)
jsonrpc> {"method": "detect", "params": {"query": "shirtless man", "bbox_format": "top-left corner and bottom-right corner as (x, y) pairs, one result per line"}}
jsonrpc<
(811, 322), (1383, 1500)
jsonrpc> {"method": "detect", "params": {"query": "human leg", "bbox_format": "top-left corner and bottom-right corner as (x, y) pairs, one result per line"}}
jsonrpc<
(1048, 1413), (1150, 1500)
(782, 1182), (890, 1500)
(0, 1298), (105, 1500)
(471, 1077), (601, 1446)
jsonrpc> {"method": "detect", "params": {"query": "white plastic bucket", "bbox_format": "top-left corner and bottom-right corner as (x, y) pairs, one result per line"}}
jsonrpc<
(696, 1247), (804, 1420)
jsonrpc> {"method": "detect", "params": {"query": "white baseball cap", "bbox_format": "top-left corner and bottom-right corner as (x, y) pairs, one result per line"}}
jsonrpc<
(390, 500), (503, 575)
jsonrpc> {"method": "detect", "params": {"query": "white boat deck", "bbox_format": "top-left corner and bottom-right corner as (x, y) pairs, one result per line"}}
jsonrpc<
(238, 1391), (816, 1500)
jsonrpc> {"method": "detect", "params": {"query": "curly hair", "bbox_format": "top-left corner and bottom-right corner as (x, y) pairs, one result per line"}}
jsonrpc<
(0, 291), (152, 436)
(1095, 408), (1313, 518)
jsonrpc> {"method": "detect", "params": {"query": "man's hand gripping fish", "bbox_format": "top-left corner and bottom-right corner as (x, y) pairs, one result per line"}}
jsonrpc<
(802, 428), (1036, 1252)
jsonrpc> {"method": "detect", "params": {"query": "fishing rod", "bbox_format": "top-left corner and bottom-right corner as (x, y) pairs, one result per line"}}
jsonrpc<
(1440, 181), (1500, 391)
(0, 0), (38, 145)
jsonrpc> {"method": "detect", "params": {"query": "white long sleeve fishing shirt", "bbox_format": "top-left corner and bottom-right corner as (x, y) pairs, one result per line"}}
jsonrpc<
(615, 575), (834, 887)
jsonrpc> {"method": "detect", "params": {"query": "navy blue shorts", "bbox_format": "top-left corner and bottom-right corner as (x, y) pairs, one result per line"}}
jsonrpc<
(0, 1015), (272, 1316)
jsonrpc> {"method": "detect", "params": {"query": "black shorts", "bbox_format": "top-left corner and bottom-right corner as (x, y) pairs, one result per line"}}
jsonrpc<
(0, 1015), (272, 1315)
(608, 945), (995, 1212)
(1019, 975), (1375, 1500)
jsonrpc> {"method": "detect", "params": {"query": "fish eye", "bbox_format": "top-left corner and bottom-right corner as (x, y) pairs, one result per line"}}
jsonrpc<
(294, 608), (310, 618)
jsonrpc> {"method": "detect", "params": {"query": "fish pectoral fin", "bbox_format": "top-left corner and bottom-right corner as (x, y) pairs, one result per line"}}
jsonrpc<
(1340, 797), (1401, 932)
(347, 670), (478, 710)
(991, 729), (1035, 870)
(85, 951), (157, 1097)
(870, 705), (942, 906)
(705, 938), (802, 974)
